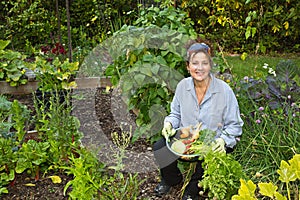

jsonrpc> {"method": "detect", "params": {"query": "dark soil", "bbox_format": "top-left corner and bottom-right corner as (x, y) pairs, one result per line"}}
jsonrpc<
(1, 88), (184, 200)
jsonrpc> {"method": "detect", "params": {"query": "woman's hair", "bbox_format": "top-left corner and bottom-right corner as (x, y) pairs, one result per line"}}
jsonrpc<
(185, 37), (214, 56)
(187, 48), (214, 69)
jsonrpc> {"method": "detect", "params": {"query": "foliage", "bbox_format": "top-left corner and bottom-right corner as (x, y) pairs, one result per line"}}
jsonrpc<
(0, 96), (32, 196)
(0, 0), (56, 50)
(62, 127), (144, 200)
(101, 172), (142, 200)
(104, 6), (197, 142)
(232, 60), (299, 198)
(0, 95), (31, 143)
(62, 150), (106, 200)
(33, 56), (79, 92)
(15, 140), (50, 180)
(33, 89), (83, 164)
(232, 154), (300, 200)
(0, 0), (139, 53)
(0, 40), (33, 86)
(100, 128), (145, 199)
(0, 138), (16, 196)
(198, 152), (247, 200)
(178, 0), (300, 53)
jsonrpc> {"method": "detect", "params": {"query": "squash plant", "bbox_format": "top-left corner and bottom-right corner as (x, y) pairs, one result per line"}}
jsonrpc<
(104, 6), (197, 142)
(232, 154), (300, 200)
(33, 56), (79, 92)
(0, 40), (32, 87)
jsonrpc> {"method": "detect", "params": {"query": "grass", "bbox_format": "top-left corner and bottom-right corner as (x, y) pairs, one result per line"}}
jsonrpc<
(223, 53), (300, 198)
(225, 53), (300, 79)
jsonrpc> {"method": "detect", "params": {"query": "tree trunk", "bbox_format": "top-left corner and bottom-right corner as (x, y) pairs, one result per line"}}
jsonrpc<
(66, 0), (72, 62)
(55, 0), (62, 44)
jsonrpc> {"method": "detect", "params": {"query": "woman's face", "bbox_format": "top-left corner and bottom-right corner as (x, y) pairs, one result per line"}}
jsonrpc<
(187, 52), (211, 82)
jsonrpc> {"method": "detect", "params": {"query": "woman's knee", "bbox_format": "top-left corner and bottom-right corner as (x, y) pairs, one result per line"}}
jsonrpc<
(153, 138), (166, 151)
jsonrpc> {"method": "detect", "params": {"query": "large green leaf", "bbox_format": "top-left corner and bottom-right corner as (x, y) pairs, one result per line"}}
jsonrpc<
(0, 40), (10, 50)
(258, 182), (277, 198)
(139, 65), (152, 77)
(277, 160), (297, 183)
(134, 74), (146, 85)
(289, 154), (300, 179)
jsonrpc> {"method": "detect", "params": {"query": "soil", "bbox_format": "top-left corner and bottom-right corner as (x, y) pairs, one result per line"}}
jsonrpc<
(1, 87), (185, 200)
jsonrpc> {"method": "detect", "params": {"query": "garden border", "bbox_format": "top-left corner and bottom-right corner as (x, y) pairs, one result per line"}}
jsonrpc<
(0, 77), (112, 95)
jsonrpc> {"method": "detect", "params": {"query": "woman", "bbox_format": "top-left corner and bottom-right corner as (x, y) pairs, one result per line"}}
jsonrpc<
(153, 42), (243, 200)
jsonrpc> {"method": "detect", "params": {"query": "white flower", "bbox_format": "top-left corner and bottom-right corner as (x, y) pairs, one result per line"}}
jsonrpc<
(263, 63), (269, 69)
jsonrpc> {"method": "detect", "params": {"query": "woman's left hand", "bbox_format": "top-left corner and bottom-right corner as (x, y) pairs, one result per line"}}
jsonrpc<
(212, 138), (226, 153)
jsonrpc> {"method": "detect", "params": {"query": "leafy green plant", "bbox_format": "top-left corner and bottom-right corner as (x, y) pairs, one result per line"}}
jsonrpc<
(198, 152), (247, 200)
(232, 154), (300, 200)
(0, 137), (16, 196)
(105, 6), (197, 142)
(62, 148), (107, 200)
(0, 40), (33, 86)
(15, 140), (50, 181)
(242, 60), (299, 110)
(100, 128), (145, 199)
(33, 89), (83, 165)
(10, 100), (31, 142)
(0, 95), (30, 143)
(0, 96), (31, 195)
(0, 95), (13, 137)
(101, 172), (142, 200)
(34, 56), (79, 92)
(178, 0), (300, 53)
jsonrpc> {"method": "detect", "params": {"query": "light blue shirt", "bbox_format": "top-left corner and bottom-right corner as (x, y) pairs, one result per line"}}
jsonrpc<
(165, 74), (244, 148)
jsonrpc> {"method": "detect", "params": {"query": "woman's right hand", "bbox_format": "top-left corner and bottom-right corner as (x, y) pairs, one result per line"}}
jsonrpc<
(162, 122), (176, 139)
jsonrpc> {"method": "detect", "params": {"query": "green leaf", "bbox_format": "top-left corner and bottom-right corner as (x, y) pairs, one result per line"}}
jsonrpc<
(0, 40), (10, 50)
(245, 0), (251, 4)
(121, 79), (133, 92)
(274, 192), (287, 200)
(161, 50), (169, 57)
(289, 154), (300, 179)
(258, 182), (277, 197)
(245, 16), (251, 24)
(245, 26), (251, 40)
(139, 65), (152, 76)
(156, 56), (167, 65)
(151, 63), (160, 74)
(134, 74), (146, 85)
(277, 160), (297, 183)
(238, 179), (256, 197)
(251, 27), (257, 37)
(15, 158), (31, 173)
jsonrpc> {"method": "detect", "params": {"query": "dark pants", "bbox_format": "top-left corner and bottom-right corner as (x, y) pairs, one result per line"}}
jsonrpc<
(153, 138), (233, 196)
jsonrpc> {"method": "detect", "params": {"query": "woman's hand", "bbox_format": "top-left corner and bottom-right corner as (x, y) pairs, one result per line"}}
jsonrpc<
(212, 138), (226, 153)
(162, 122), (176, 140)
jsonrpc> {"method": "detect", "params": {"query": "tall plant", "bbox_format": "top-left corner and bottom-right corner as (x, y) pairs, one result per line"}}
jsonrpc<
(104, 6), (197, 142)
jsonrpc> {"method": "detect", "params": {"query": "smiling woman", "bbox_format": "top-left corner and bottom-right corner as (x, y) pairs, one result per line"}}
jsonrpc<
(153, 41), (244, 200)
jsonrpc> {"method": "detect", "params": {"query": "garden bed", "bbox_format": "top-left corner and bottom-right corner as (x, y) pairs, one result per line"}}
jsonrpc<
(2, 87), (182, 200)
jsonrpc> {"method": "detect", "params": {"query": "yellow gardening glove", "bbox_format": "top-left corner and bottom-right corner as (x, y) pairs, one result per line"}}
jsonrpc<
(212, 138), (226, 153)
(162, 122), (176, 140)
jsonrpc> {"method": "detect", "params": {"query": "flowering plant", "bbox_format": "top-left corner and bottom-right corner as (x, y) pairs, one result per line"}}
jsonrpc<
(40, 43), (67, 63)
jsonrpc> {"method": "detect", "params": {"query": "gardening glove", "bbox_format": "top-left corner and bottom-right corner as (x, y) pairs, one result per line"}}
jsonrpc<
(212, 138), (226, 153)
(162, 122), (176, 140)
